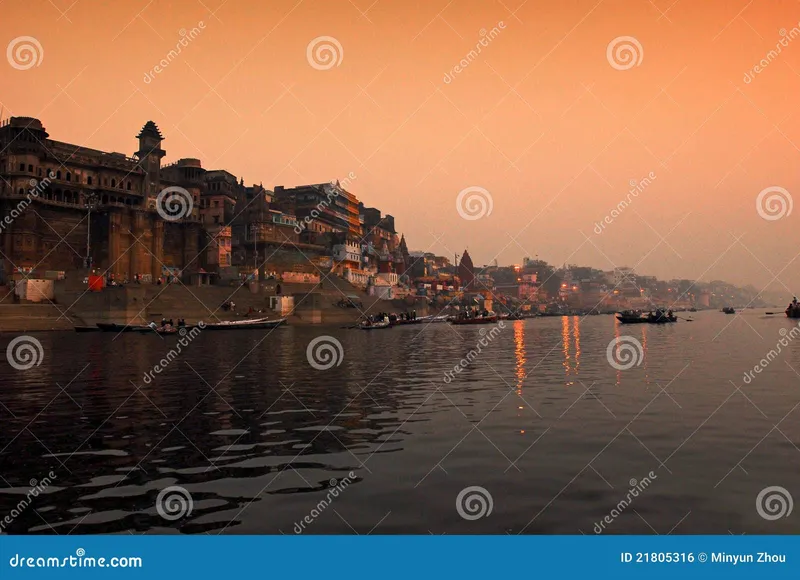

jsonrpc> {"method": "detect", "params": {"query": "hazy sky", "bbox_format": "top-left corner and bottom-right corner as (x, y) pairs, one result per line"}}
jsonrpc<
(2, 0), (800, 293)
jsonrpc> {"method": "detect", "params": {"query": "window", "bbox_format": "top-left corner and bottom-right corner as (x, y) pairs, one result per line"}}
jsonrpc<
(37, 168), (42, 177)
(18, 188), (23, 195)
(56, 171), (61, 179)
(111, 179), (116, 188)
(88, 176), (92, 185)
(66, 172), (71, 181)
(214, 201), (219, 208)
(28, 164), (33, 172)
(214, 215), (219, 224)
(127, 182), (131, 190)
(19, 163), (25, 171)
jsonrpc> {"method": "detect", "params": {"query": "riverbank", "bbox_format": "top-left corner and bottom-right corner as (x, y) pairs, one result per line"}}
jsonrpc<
(0, 278), (424, 332)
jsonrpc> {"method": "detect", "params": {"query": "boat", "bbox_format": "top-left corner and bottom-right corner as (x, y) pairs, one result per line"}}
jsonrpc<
(420, 315), (449, 323)
(616, 310), (647, 324)
(359, 319), (391, 330)
(389, 317), (422, 326)
(689, 307), (697, 312)
(74, 326), (101, 333)
(450, 314), (499, 325)
(722, 307), (735, 314)
(617, 309), (677, 324)
(202, 317), (286, 330)
(96, 322), (148, 332)
(786, 304), (800, 318)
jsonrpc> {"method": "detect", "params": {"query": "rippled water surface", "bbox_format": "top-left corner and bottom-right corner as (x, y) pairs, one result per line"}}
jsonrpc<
(1, 311), (799, 534)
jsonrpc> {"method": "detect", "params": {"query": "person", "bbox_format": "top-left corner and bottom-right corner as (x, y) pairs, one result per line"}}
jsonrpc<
(161, 317), (167, 326)
(178, 319), (185, 327)
(168, 318), (174, 327)
(276, 283), (282, 295)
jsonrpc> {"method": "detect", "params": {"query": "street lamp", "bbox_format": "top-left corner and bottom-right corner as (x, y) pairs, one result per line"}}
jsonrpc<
(84, 192), (98, 269)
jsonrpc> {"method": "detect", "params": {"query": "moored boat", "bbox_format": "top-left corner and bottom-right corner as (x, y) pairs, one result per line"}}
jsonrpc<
(74, 325), (101, 333)
(202, 317), (286, 330)
(450, 315), (498, 325)
(359, 319), (391, 330)
(722, 307), (735, 314)
(96, 322), (147, 332)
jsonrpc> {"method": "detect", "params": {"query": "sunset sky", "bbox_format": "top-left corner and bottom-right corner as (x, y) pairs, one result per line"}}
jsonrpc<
(3, 0), (800, 294)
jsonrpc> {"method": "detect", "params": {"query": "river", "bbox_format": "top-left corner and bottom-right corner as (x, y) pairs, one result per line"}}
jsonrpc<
(0, 310), (798, 534)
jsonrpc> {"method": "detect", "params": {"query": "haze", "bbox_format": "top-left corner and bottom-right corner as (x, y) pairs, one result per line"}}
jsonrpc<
(2, 0), (799, 294)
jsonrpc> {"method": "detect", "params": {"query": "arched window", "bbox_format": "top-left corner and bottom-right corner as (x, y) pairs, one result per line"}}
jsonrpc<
(111, 179), (116, 188)
(87, 176), (93, 185)
(66, 172), (71, 181)
(127, 182), (131, 190)
(56, 171), (61, 180)
(18, 188), (23, 195)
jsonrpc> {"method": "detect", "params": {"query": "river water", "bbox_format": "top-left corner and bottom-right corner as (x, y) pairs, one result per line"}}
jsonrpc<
(0, 310), (799, 535)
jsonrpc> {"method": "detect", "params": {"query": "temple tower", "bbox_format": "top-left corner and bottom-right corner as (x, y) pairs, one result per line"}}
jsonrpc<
(135, 121), (166, 204)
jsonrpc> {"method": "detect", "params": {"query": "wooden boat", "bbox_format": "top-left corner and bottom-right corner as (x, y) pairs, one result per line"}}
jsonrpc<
(96, 322), (147, 332)
(74, 326), (101, 333)
(389, 318), (422, 326)
(722, 307), (735, 314)
(450, 315), (499, 325)
(617, 310), (677, 324)
(647, 313), (677, 324)
(786, 305), (800, 318)
(203, 317), (286, 330)
(359, 319), (391, 330)
(419, 315), (449, 323)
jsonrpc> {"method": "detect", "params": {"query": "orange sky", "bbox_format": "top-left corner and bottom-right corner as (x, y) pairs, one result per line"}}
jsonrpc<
(3, 0), (800, 294)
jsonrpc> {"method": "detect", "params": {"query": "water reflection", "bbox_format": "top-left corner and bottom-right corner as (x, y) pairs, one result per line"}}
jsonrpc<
(1, 313), (799, 535)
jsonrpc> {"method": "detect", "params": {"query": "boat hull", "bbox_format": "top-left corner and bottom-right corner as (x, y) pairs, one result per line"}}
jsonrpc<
(359, 322), (391, 330)
(203, 318), (286, 330)
(96, 322), (146, 332)
(450, 316), (499, 325)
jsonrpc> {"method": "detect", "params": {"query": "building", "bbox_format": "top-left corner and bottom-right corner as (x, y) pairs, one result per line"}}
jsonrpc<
(274, 180), (362, 245)
(0, 117), (204, 282)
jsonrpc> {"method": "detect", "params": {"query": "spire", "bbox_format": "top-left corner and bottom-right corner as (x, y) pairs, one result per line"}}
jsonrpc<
(137, 120), (163, 140)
